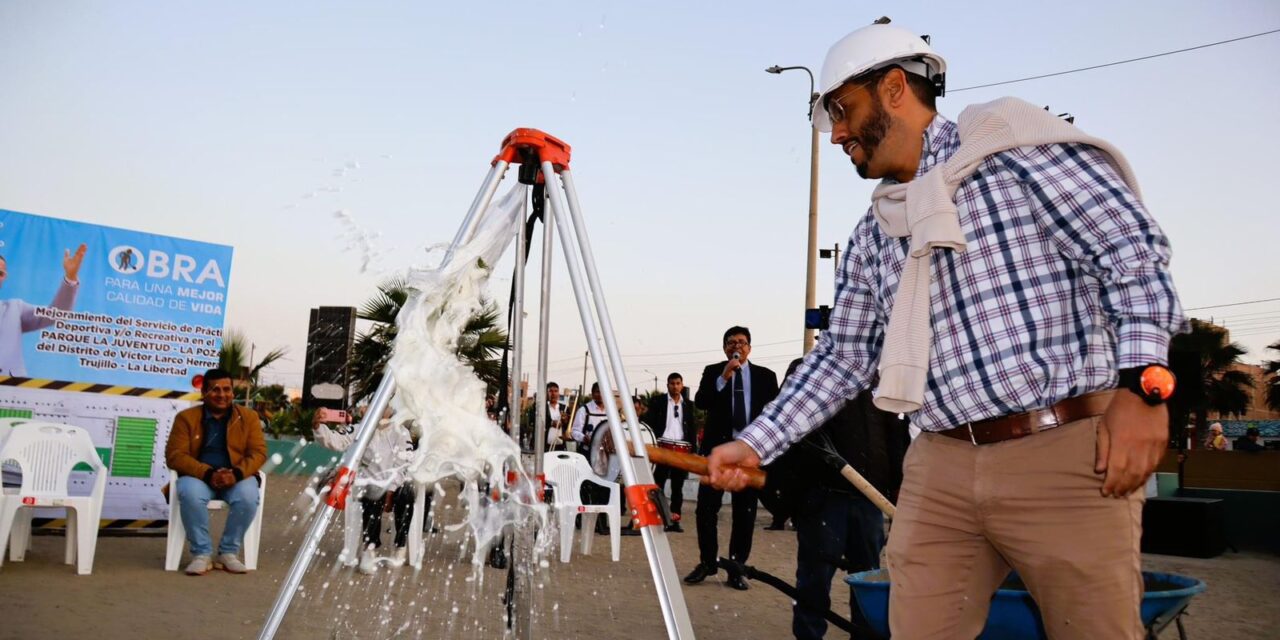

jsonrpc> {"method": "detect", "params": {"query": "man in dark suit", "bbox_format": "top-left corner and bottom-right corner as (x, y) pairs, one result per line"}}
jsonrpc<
(685, 326), (779, 590)
(648, 372), (697, 532)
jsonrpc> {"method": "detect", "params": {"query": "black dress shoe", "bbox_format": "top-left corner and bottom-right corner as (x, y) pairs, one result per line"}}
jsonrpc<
(726, 573), (750, 591)
(621, 526), (641, 536)
(664, 522), (683, 533)
(683, 563), (717, 584)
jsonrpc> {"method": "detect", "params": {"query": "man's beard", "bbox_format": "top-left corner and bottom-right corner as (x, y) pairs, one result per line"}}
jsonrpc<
(852, 95), (892, 179)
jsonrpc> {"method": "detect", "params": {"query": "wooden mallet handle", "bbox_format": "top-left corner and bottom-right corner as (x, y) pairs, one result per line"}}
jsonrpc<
(641, 444), (896, 519)
(642, 444), (766, 490)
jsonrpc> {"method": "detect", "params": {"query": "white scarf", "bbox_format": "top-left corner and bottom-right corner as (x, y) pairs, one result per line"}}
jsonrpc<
(869, 97), (1142, 413)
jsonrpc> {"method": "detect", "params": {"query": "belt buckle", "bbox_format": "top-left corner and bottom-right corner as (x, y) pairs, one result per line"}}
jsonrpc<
(965, 422), (978, 446)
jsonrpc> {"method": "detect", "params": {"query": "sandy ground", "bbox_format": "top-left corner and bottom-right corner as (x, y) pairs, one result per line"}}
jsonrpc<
(1, 473), (1276, 640)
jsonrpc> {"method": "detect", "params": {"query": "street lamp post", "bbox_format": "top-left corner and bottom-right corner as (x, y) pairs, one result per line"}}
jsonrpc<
(766, 64), (821, 354)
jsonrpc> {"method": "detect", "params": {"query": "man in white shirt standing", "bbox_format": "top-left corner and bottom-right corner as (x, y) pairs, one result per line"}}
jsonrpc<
(647, 372), (696, 532)
(570, 382), (609, 448)
(525, 381), (569, 452)
(571, 382), (614, 535)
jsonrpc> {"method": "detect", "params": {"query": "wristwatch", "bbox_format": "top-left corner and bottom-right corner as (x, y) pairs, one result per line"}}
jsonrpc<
(1118, 364), (1176, 405)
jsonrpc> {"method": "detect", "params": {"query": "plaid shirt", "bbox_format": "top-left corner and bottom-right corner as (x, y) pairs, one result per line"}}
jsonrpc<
(741, 115), (1186, 464)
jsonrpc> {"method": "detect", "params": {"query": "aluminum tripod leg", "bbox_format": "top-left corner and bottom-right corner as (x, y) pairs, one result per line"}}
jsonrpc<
(542, 161), (696, 640)
(506, 187), (533, 638)
(258, 160), (511, 640)
(258, 376), (397, 640)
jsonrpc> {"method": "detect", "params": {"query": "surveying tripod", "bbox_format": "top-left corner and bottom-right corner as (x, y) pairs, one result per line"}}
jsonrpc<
(260, 129), (697, 640)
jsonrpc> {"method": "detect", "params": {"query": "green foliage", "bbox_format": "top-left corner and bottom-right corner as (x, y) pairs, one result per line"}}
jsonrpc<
(217, 329), (288, 405)
(267, 404), (318, 439)
(1168, 319), (1255, 440)
(1264, 340), (1280, 414)
(348, 276), (508, 404)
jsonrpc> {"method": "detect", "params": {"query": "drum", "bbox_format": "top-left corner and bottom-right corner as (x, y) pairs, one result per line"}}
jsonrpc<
(656, 438), (693, 454)
(588, 421), (656, 481)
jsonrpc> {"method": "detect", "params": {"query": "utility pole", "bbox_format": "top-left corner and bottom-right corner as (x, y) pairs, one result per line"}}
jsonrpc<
(766, 64), (821, 353)
(820, 242), (841, 279)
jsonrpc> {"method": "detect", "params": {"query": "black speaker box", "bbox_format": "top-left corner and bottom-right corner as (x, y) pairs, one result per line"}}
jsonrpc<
(1141, 496), (1226, 558)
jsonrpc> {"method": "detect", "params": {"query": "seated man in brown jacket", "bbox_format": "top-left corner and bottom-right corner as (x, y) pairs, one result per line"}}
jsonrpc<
(165, 368), (267, 575)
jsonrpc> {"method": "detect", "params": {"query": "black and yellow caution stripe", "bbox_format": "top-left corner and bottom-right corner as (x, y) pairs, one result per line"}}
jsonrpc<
(31, 518), (167, 532)
(0, 376), (200, 401)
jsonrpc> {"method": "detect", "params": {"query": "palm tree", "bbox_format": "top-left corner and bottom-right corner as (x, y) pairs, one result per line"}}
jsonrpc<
(218, 329), (288, 402)
(348, 277), (508, 403)
(1167, 319), (1254, 445)
(1263, 339), (1280, 414)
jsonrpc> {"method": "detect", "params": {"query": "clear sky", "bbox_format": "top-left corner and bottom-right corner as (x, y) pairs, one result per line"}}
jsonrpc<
(3, 1), (1278, 394)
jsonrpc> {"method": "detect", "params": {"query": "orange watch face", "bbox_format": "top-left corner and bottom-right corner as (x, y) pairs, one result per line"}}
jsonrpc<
(1140, 366), (1176, 400)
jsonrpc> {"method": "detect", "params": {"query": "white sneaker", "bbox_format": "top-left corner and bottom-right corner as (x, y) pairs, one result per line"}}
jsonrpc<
(390, 546), (408, 567)
(358, 547), (379, 575)
(215, 553), (249, 574)
(184, 555), (213, 576)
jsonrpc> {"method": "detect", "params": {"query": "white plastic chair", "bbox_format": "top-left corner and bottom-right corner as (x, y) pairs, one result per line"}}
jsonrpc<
(543, 451), (620, 563)
(164, 469), (267, 571)
(340, 479), (429, 569)
(1, 417), (37, 558)
(0, 422), (107, 575)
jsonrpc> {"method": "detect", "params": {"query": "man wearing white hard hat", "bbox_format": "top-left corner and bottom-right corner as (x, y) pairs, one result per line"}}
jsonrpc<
(708, 18), (1186, 639)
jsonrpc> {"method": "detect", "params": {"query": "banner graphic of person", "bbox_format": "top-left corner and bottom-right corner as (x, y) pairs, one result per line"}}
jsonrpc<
(0, 243), (87, 376)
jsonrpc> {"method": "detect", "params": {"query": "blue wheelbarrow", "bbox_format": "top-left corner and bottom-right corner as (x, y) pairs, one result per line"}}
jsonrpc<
(848, 570), (1206, 639)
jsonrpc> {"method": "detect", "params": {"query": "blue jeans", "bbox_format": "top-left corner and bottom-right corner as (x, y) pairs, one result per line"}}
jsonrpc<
(793, 487), (885, 639)
(176, 475), (260, 556)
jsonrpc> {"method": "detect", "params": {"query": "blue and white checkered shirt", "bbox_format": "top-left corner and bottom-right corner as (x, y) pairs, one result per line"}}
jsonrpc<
(740, 114), (1186, 464)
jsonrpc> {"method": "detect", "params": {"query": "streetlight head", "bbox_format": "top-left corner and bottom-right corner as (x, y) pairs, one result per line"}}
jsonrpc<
(765, 65), (783, 74)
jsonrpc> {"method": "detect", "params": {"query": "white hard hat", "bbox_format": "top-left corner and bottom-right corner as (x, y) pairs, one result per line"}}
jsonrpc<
(813, 20), (947, 132)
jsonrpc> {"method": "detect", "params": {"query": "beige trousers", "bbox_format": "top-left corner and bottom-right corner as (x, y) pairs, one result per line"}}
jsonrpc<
(885, 418), (1144, 639)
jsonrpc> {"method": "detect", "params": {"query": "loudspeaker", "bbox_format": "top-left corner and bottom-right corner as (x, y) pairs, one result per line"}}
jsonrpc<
(302, 306), (357, 410)
(1141, 496), (1226, 558)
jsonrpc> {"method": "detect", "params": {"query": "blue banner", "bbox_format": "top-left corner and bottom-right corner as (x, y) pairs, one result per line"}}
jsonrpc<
(0, 209), (233, 389)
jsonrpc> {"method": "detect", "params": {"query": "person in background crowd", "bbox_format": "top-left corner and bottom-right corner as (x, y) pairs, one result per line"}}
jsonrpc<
(1235, 426), (1266, 452)
(1205, 423), (1229, 450)
(312, 407), (418, 574)
(686, 326), (779, 591)
(571, 382), (613, 535)
(648, 372), (696, 533)
(771, 358), (910, 639)
(526, 381), (569, 452)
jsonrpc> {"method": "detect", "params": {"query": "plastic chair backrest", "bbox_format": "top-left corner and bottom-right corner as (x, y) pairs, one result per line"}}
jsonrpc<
(0, 423), (104, 497)
(567, 453), (605, 485)
(544, 452), (589, 500)
(0, 417), (30, 445)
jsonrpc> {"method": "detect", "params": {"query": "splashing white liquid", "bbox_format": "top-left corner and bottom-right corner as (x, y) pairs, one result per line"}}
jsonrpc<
(389, 184), (549, 570)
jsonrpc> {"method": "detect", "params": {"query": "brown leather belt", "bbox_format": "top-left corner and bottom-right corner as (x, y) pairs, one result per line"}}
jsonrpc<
(936, 391), (1113, 445)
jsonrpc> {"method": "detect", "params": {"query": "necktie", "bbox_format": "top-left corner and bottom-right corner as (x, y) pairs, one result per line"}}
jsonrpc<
(732, 371), (747, 431)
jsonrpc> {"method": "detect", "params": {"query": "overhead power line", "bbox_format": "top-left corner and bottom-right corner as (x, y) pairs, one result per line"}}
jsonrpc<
(952, 28), (1280, 92)
(1186, 296), (1280, 312)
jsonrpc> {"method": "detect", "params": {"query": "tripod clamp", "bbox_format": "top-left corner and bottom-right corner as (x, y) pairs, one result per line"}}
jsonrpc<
(495, 128), (572, 183)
